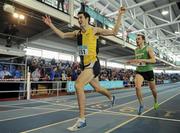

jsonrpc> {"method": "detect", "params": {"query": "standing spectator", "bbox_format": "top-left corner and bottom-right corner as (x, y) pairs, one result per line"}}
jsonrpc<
(129, 75), (134, 87)
(71, 69), (78, 81)
(14, 66), (24, 99)
(126, 29), (132, 43)
(61, 69), (67, 89)
(3, 24), (19, 47)
(48, 67), (57, 94)
(31, 68), (41, 96)
(57, 0), (65, 12)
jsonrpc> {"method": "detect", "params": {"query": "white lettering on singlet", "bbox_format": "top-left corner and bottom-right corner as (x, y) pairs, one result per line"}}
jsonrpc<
(137, 62), (146, 66)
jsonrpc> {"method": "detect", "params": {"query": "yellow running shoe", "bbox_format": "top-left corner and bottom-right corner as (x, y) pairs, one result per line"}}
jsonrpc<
(154, 102), (159, 110)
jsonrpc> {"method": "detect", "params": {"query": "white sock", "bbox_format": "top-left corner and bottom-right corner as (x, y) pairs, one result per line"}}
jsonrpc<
(79, 118), (85, 122)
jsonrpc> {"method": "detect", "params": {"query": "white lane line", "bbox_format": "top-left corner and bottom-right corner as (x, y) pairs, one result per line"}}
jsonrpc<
(20, 87), (180, 133)
(104, 92), (180, 133)
(106, 87), (180, 111)
(0, 90), (138, 115)
(0, 101), (39, 106)
(0, 103), (69, 113)
(30, 87), (174, 113)
(0, 84), (174, 113)
(0, 84), (171, 107)
(0, 87), (160, 114)
(28, 85), (171, 110)
(0, 108), (74, 122)
(102, 110), (180, 122)
(63, 85), (174, 106)
(20, 112), (99, 133)
(0, 86), (178, 123)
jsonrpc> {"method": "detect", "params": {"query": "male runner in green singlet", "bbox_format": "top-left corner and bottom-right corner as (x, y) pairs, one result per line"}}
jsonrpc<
(127, 34), (159, 115)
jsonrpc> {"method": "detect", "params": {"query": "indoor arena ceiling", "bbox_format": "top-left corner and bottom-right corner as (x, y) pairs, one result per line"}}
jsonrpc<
(82, 0), (180, 54)
(0, 0), (180, 69)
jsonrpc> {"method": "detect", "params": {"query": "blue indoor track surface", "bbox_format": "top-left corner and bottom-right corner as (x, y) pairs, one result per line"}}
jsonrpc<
(0, 83), (180, 133)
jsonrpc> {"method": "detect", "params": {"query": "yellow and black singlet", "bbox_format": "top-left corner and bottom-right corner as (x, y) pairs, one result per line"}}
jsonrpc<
(77, 27), (99, 68)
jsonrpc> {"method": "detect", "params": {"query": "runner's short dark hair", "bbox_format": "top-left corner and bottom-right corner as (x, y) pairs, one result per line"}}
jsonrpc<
(78, 12), (90, 24)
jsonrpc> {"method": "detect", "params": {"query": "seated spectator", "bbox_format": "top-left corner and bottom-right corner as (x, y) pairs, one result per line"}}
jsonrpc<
(0, 66), (12, 79)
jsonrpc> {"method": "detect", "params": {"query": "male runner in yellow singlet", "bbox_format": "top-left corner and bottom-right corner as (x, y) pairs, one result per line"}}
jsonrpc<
(43, 7), (125, 131)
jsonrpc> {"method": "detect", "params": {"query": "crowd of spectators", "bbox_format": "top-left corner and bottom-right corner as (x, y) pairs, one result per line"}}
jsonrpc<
(26, 56), (180, 85)
(0, 57), (25, 80)
(0, 56), (179, 85)
(0, 56), (179, 98)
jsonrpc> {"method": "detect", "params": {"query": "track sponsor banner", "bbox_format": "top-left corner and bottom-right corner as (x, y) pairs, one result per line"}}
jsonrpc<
(66, 80), (124, 93)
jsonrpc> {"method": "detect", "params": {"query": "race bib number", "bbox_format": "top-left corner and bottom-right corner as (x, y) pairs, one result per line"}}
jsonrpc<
(78, 46), (88, 55)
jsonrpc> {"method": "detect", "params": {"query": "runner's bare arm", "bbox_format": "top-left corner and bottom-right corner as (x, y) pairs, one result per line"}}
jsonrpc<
(93, 7), (126, 36)
(42, 15), (78, 39)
